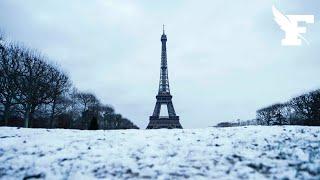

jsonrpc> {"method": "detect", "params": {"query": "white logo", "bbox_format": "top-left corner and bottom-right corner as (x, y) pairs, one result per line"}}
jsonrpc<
(272, 5), (314, 46)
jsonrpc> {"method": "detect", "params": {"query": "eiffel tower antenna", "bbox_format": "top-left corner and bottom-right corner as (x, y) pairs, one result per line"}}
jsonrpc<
(163, 24), (165, 34)
(146, 26), (183, 129)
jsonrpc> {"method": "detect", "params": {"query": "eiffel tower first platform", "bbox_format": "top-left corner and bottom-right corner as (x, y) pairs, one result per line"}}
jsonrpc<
(146, 26), (183, 129)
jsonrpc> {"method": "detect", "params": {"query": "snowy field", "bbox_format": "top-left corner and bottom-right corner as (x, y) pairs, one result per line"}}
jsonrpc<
(0, 126), (319, 180)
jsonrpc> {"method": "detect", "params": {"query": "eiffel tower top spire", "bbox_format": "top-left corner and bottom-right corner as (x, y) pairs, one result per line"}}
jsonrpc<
(162, 24), (165, 34)
(159, 25), (170, 94)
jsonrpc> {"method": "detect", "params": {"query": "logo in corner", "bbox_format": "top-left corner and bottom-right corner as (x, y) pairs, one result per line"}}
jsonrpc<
(272, 5), (314, 46)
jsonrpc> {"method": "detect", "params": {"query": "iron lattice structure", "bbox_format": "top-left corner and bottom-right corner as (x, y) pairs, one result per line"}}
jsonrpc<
(146, 27), (183, 129)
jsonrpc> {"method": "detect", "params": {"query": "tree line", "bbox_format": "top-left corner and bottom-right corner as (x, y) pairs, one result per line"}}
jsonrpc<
(256, 89), (320, 126)
(0, 33), (139, 130)
(216, 89), (320, 127)
(215, 119), (257, 127)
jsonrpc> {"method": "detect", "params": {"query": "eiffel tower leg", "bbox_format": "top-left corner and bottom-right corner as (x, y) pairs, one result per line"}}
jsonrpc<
(152, 102), (161, 117)
(167, 102), (176, 116)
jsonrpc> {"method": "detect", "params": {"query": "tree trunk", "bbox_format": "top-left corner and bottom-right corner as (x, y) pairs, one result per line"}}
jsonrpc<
(24, 105), (31, 128)
(29, 108), (36, 128)
(24, 111), (30, 128)
(3, 104), (10, 126)
(50, 102), (56, 128)
(69, 119), (73, 129)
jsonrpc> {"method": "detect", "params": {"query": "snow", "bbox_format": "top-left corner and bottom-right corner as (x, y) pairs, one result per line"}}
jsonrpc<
(0, 126), (319, 179)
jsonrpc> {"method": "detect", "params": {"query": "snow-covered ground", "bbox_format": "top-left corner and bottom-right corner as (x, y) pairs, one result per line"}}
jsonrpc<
(0, 126), (319, 180)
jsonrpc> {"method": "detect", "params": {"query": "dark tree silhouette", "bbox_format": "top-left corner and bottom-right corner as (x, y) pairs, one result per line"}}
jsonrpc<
(290, 90), (320, 125)
(255, 90), (320, 126)
(0, 44), (21, 125)
(89, 116), (99, 130)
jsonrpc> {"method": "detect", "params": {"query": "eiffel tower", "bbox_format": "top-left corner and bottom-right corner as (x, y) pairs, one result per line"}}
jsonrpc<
(147, 26), (183, 129)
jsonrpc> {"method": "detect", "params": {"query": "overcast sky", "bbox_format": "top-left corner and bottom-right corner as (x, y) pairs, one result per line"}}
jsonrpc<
(0, 0), (319, 128)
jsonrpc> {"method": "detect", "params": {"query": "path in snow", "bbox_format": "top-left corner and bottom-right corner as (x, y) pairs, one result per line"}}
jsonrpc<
(0, 126), (319, 179)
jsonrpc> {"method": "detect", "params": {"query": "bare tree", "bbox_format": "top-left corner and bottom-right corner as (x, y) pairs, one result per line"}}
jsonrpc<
(0, 33), (6, 123)
(14, 48), (53, 127)
(47, 65), (71, 128)
(74, 92), (100, 129)
(256, 106), (272, 125)
(0, 44), (21, 125)
(0, 32), (4, 51)
(100, 104), (114, 129)
(269, 103), (287, 125)
(256, 103), (287, 125)
(75, 92), (98, 112)
(290, 90), (320, 125)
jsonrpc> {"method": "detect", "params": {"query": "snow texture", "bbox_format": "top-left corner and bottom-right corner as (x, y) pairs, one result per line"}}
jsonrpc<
(0, 126), (319, 179)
